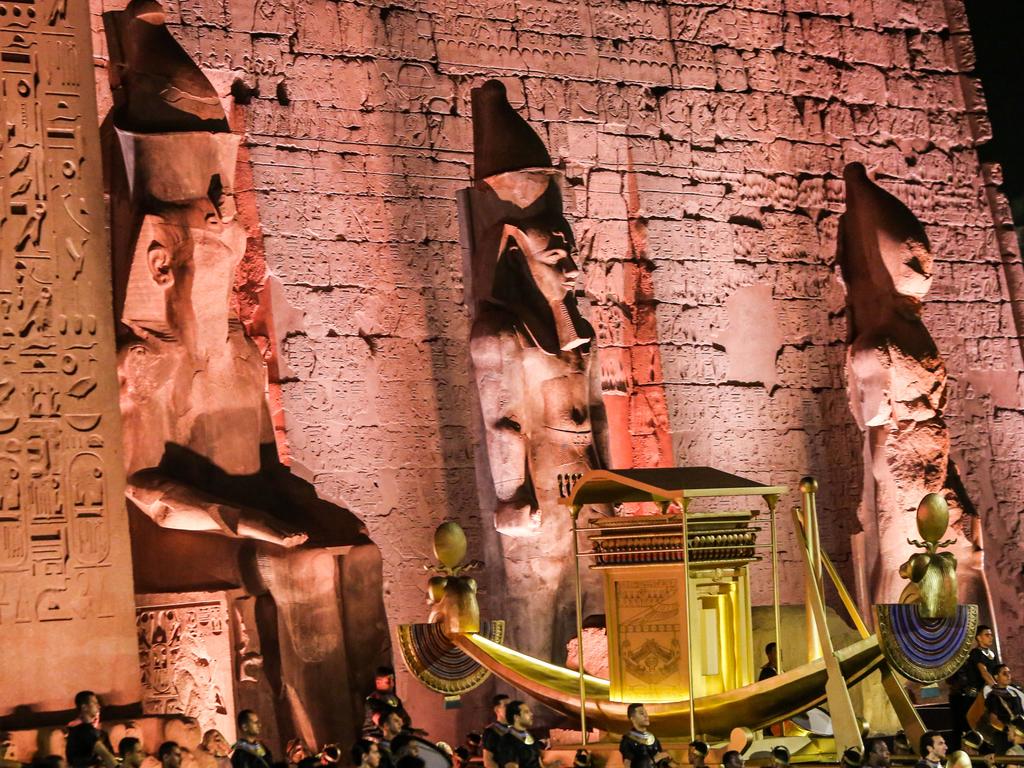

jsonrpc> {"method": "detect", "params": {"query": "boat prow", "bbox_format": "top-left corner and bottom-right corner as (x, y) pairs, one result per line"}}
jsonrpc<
(451, 633), (884, 738)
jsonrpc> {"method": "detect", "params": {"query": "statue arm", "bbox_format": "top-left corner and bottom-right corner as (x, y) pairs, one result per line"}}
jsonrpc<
(470, 317), (538, 535)
(847, 341), (894, 430)
(587, 348), (610, 469)
(126, 469), (308, 547)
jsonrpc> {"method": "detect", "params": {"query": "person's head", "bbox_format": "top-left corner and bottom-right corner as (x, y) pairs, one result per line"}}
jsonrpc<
(200, 731), (229, 758)
(119, 738), (145, 768)
(722, 751), (743, 768)
(375, 666), (396, 693)
(919, 732), (946, 761)
(765, 642), (778, 665)
(492, 694), (510, 723)
(865, 738), (890, 768)
(995, 664), (1013, 687)
(390, 734), (418, 760)
(237, 710), (260, 741)
(352, 740), (380, 768)
(626, 703), (649, 732)
(395, 757), (424, 768)
(74, 691), (100, 722)
(770, 746), (789, 768)
(505, 701), (532, 730)
(381, 708), (404, 740)
(687, 742), (708, 766)
(976, 625), (995, 650)
(158, 742), (183, 768)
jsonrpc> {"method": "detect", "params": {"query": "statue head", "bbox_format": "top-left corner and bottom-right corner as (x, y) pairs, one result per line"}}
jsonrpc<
(841, 163), (933, 301)
(116, 129), (245, 354)
(464, 80), (593, 355)
(106, 0), (268, 475)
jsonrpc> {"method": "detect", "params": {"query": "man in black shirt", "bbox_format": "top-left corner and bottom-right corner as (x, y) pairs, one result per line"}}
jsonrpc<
(981, 665), (1024, 752)
(65, 692), (115, 768)
(618, 704), (669, 768)
(119, 739), (146, 768)
(364, 667), (410, 736)
(231, 710), (274, 768)
(495, 702), (543, 768)
(950, 625), (1000, 747)
(914, 732), (946, 768)
(758, 643), (779, 681)
(376, 707), (405, 768)
(483, 695), (511, 768)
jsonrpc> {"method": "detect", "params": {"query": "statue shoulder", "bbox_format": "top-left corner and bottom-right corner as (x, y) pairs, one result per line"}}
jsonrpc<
(471, 306), (524, 361)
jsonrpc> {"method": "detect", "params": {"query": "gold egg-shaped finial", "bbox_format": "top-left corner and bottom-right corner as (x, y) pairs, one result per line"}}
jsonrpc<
(947, 752), (971, 768)
(916, 493), (949, 543)
(433, 521), (467, 569)
(800, 476), (818, 493)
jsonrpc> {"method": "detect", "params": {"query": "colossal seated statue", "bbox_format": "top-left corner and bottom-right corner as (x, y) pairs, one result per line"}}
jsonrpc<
(102, 0), (389, 745)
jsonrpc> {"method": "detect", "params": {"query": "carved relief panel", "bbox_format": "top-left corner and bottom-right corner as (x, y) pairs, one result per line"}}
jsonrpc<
(137, 593), (236, 741)
(0, 0), (139, 715)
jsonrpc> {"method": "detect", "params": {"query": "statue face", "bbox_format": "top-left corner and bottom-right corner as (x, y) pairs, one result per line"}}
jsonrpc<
(120, 195), (266, 474)
(505, 223), (579, 307)
(133, 198), (246, 354)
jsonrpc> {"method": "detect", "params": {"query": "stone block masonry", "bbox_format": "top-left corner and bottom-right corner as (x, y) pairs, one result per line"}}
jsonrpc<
(89, 0), (1024, 738)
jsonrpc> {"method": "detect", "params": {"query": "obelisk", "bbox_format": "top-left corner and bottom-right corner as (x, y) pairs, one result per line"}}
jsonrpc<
(0, 0), (140, 717)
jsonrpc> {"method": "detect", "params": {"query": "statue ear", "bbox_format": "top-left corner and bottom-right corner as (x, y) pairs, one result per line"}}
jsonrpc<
(498, 224), (524, 260)
(121, 214), (176, 330)
(147, 241), (174, 286)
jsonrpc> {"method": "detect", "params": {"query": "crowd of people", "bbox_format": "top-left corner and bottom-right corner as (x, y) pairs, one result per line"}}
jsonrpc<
(946, 625), (1024, 756)
(4, 641), (1024, 768)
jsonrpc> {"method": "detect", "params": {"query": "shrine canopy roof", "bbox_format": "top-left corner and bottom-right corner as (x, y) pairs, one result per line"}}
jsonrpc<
(558, 467), (788, 506)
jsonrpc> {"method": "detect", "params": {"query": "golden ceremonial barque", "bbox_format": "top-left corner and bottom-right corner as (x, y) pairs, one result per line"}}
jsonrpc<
(400, 467), (933, 760)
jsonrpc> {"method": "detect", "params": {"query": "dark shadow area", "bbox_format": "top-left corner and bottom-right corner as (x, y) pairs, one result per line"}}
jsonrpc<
(964, 3), (1024, 229)
(0, 704), (144, 732)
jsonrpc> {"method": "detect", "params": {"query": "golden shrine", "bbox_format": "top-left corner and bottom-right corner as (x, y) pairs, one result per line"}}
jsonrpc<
(570, 468), (784, 706)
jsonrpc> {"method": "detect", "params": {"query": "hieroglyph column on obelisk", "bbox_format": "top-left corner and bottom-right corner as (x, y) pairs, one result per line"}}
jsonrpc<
(0, 0), (140, 716)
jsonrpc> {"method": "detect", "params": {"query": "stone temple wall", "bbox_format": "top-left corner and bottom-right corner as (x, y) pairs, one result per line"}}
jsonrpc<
(89, 0), (1024, 740)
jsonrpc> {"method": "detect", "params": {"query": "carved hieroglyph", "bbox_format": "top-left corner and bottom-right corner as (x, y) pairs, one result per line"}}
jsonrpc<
(0, 0), (140, 715)
(838, 163), (991, 617)
(460, 80), (607, 661)
(102, 0), (390, 745)
(137, 593), (235, 740)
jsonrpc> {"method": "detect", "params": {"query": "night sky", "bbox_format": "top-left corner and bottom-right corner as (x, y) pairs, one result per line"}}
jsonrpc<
(964, 2), (1024, 225)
